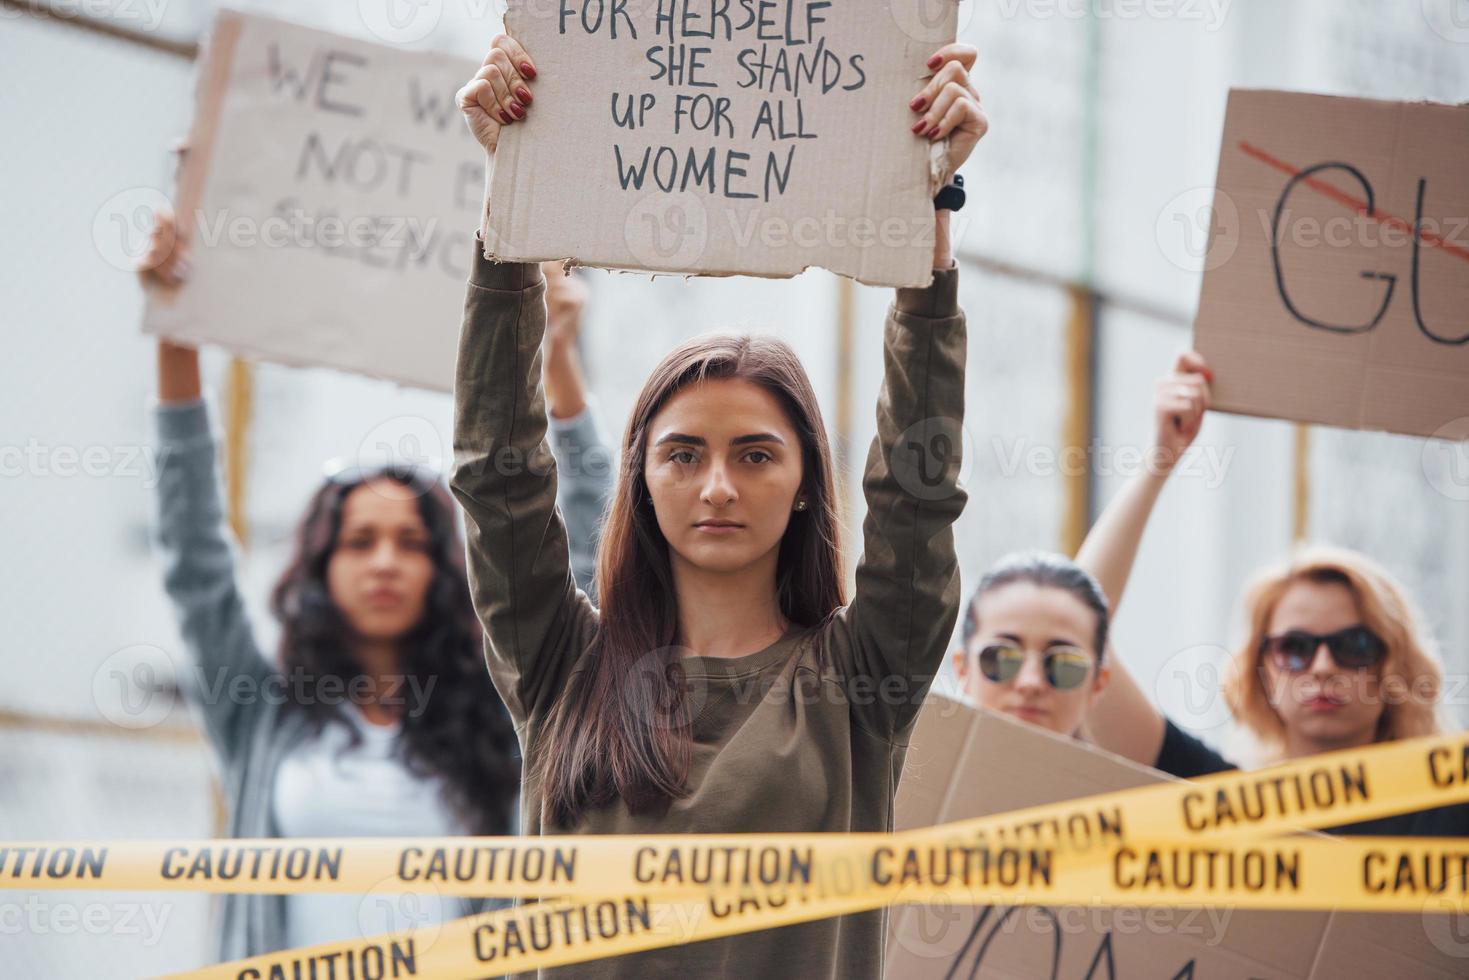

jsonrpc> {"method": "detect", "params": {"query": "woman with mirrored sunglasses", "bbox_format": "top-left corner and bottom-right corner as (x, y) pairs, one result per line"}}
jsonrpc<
(1077, 352), (1463, 838)
(951, 552), (1119, 745)
(138, 205), (614, 962)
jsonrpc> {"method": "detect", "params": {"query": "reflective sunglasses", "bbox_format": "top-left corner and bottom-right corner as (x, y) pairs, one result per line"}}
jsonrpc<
(976, 643), (1094, 691)
(1259, 626), (1386, 673)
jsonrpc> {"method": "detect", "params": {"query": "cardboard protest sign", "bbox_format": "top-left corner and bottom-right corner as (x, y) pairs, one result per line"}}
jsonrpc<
(886, 695), (1468, 978)
(485, 0), (954, 287)
(144, 10), (483, 391)
(1193, 90), (1469, 440)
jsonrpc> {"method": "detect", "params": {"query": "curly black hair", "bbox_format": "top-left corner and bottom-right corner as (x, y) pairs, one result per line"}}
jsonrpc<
(270, 465), (519, 835)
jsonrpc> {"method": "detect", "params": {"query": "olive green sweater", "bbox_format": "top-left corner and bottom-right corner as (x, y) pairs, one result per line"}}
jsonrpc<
(450, 242), (968, 979)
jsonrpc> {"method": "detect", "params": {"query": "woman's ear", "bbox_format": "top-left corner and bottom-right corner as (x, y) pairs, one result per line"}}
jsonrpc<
(1090, 662), (1112, 701)
(951, 647), (969, 682)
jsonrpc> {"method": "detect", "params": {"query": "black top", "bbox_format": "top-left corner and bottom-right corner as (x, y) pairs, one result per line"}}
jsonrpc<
(1155, 718), (1469, 837)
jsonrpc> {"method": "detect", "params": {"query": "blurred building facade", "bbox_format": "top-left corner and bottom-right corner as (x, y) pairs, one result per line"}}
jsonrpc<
(3, 0), (1467, 973)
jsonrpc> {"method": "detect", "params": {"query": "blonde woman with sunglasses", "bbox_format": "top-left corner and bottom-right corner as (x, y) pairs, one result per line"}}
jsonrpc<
(1078, 352), (1465, 837)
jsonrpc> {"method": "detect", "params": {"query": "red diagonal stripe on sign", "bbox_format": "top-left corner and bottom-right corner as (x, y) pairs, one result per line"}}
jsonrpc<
(1239, 140), (1469, 265)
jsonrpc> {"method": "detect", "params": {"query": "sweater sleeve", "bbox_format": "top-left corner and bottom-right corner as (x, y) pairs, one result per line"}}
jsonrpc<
(151, 398), (273, 764)
(450, 239), (600, 728)
(547, 405), (614, 601)
(827, 265), (968, 741)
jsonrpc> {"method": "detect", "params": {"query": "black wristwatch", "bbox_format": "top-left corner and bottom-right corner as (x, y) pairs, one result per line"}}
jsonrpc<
(934, 173), (965, 212)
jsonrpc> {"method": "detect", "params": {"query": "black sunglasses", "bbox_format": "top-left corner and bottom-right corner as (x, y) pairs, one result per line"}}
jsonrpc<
(1259, 626), (1386, 673)
(976, 643), (1094, 691)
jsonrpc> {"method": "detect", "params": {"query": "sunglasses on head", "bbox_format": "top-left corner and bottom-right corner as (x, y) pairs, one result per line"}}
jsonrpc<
(1259, 626), (1386, 673)
(976, 643), (1094, 691)
(322, 459), (442, 493)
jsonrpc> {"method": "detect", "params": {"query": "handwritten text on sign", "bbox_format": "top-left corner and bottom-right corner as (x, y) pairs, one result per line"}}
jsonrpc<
(1193, 90), (1469, 439)
(488, 0), (950, 286)
(565, 0), (869, 202)
(142, 10), (483, 391)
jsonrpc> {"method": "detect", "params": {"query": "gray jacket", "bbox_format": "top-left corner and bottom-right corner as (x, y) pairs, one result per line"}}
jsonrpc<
(151, 397), (611, 963)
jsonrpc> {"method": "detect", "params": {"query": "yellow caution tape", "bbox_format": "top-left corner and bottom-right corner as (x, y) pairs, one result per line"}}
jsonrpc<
(4, 732), (1468, 977)
(170, 836), (1469, 980)
(6, 731), (1468, 901)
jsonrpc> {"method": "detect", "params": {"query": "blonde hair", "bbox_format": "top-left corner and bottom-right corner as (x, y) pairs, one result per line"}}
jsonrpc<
(1224, 546), (1444, 748)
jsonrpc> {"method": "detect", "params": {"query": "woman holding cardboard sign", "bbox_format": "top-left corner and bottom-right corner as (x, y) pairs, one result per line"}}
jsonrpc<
(139, 203), (612, 961)
(452, 32), (985, 980)
(1072, 353), (1467, 837)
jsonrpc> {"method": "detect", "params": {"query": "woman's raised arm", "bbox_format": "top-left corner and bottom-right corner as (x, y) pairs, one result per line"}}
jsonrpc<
(1080, 351), (1212, 765)
(142, 211), (275, 763)
(830, 44), (987, 740)
(450, 36), (598, 727)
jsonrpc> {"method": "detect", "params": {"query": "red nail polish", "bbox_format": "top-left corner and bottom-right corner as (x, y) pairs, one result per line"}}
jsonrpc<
(498, 111), (511, 125)
(517, 86), (533, 103)
(510, 102), (525, 118)
(911, 120), (927, 134)
(520, 62), (537, 79)
(910, 96), (925, 111)
(927, 124), (941, 139)
(927, 54), (942, 69)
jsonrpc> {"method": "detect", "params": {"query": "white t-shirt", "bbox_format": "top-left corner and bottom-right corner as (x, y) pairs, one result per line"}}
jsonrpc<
(271, 707), (467, 950)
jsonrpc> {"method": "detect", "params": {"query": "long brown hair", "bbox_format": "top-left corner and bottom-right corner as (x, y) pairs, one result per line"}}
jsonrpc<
(534, 333), (846, 827)
(1224, 546), (1444, 751)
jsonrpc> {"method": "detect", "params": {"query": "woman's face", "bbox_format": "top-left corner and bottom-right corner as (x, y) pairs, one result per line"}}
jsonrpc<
(954, 582), (1108, 736)
(326, 479), (435, 645)
(1261, 580), (1385, 750)
(644, 378), (805, 577)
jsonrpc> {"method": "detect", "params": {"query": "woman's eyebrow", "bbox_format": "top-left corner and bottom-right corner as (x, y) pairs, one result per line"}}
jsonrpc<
(731, 432), (786, 446)
(652, 432), (787, 447)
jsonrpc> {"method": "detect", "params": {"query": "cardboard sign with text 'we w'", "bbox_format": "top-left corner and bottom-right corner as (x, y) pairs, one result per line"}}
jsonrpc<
(485, 0), (955, 287)
(1194, 90), (1469, 441)
(144, 10), (483, 391)
(886, 696), (1469, 979)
